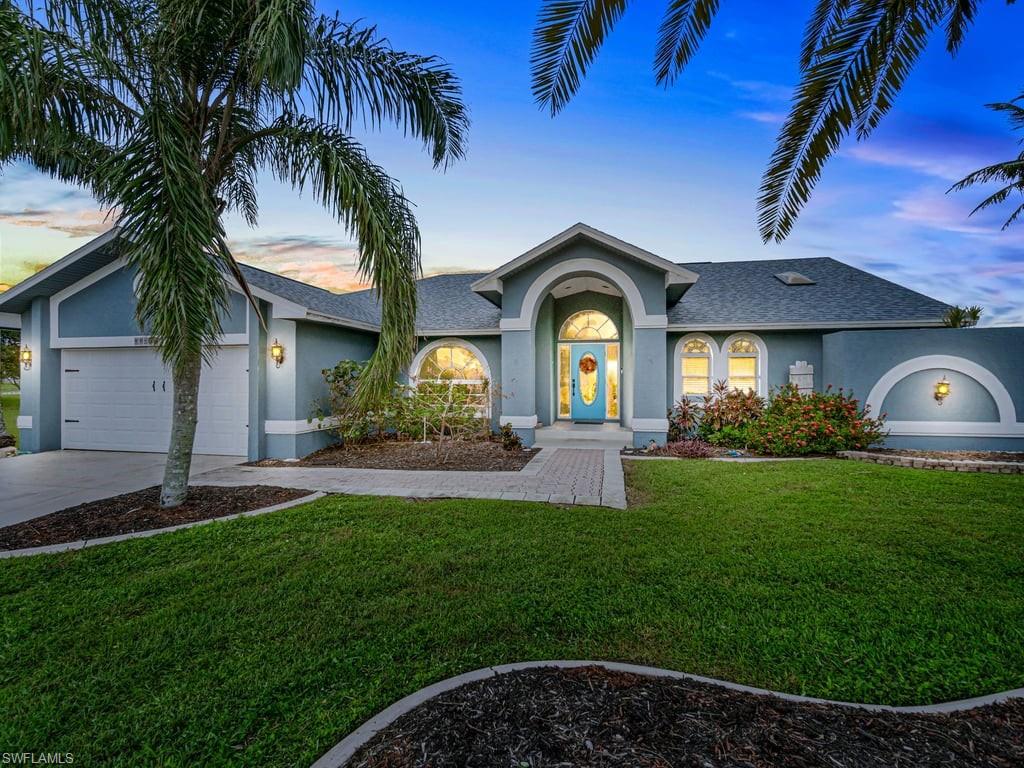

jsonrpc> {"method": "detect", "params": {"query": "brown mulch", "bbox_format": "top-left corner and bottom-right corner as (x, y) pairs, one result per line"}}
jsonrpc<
(0, 485), (311, 550)
(349, 666), (1024, 768)
(249, 440), (538, 472)
(867, 448), (1024, 463)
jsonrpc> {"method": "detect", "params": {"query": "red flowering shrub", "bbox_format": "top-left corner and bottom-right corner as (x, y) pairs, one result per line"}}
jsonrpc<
(667, 397), (701, 441)
(745, 384), (886, 456)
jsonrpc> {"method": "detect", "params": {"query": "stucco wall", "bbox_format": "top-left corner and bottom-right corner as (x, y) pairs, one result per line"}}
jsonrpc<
(57, 264), (247, 338)
(18, 297), (61, 452)
(665, 330), (824, 408)
(823, 327), (1024, 450)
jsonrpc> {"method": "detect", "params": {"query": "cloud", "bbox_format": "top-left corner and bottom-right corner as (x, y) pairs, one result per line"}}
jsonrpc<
(0, 207), (113, 237)
(844, 118), (1013, 182)
(736, 110), (785, 125)
(709, 72), (793, 103)
(229, 235), (372, 294)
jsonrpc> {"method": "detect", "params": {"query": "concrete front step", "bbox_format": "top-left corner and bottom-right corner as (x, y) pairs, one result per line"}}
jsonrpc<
(534, 423), (632, 449)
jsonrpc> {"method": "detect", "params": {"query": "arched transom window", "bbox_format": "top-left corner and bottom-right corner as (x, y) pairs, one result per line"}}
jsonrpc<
(559, 310), (619, 340)
(414, 341), (490, 415)
(681, 338), (712, 395)
(416, 343), (487, 383)
(727, 337), (761, 393)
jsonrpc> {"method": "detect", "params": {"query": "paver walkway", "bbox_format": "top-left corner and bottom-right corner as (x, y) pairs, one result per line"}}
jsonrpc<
(195, 447), (627, 509)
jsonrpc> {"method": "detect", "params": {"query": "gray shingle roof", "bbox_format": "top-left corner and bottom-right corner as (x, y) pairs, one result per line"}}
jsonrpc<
(328, 272), (499, 331)
(668, 257), (948, 327)
(238, 264), (381, 325)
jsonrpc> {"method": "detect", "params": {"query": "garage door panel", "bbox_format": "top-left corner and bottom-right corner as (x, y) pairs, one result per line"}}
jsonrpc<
(62, 346), (248, 455)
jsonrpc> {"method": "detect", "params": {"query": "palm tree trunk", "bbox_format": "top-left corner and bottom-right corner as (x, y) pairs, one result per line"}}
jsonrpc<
(160, 354), (202, 508)
(0, 405), (13, 449)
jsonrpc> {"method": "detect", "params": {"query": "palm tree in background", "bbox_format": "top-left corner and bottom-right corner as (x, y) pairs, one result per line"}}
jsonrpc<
(0, 0), (468, 506)
(531, 0), (1016, 243)
(942, 305), (983, 327)
(950, 92), (1024, 229)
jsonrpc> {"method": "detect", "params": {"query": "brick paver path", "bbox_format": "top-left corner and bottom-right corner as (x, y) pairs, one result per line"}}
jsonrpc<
(195, 447), (626, 508)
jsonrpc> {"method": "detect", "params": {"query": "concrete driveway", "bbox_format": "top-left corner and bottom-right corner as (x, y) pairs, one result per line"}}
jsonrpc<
(0, 451), (243, 527)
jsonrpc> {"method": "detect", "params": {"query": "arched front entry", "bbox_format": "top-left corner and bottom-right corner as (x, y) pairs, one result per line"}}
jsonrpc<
(557, 310), (620, 422)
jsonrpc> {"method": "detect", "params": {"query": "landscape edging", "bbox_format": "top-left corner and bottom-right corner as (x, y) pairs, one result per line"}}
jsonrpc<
(0, 491), (326, 559)
(311, 659), (1024, 768)
(839, 450), (1024, 473)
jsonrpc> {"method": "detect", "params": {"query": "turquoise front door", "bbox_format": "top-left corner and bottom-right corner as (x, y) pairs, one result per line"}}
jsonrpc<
(570, 344), (606, 420)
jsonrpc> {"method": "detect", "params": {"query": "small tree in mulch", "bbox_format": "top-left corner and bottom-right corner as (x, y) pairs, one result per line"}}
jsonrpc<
(313, 360), (492, 463)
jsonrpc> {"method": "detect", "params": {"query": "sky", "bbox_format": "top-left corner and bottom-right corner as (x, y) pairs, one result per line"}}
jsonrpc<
(0, 1), (1022, 324)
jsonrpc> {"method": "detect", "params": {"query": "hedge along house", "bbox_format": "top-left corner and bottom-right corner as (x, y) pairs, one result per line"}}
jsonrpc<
(1, 223), (1022, 459)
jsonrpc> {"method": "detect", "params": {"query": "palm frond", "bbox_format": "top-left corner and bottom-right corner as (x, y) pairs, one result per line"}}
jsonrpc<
(757, 1), (943, 243)
(654, 0), (720, 86)
(800, 0), (854, 69)
(531, 0), (628, 115)
(246, 0), (313, 91)
(254, 116), (420, 405)
(945, 0), (981, 53)
(305, 17), (469, 167)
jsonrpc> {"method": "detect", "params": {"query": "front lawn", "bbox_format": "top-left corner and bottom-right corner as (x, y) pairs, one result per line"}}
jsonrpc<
(1, 460), (1022, 765)
(1, 390), (17, 447)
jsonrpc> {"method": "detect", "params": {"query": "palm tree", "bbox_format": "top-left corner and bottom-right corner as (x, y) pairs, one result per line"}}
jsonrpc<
(942, 304), (983, 327)
(950, 92), (1024, 229)
(0, 0), (468, 506)
(531, 0), (1014, 242)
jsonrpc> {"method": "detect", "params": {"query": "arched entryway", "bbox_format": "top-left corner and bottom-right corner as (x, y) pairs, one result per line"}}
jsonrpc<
(557, 310), (620, 422)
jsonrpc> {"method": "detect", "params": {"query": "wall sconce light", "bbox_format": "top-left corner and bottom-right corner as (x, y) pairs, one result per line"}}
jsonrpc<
(269, 339), (285, 368)
(19, 346), (32, 370)
(934, 376), (951, 405)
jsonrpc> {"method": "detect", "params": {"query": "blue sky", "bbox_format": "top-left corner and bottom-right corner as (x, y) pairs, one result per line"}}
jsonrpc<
(1, 1), (1022, 323)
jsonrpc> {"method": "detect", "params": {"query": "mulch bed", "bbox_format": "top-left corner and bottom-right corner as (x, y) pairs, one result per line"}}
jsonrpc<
(348, 666), (1024, 768)
(0, 485), (311, 550)
(250, 440), (538, 472)
(867, 448), (1024, 463)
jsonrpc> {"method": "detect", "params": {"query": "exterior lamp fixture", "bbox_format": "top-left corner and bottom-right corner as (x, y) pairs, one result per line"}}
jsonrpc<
(19, 346), (32, 370)
(934, 376), (951, 405)
(270, 339), (285, 368)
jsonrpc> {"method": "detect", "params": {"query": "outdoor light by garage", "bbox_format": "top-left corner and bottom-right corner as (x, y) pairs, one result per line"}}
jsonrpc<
(19, 346), (32, 370)
(934, 376), (951, 405)
(270, 339), (285, 368)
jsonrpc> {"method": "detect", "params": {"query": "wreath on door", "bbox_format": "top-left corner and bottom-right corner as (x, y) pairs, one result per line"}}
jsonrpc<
(578, 354), (597, 374)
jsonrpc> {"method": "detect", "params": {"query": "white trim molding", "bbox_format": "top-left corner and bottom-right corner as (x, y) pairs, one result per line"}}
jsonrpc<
(264, 417), (341, 435)
(672, 333), (718, 404)
(15, 415), (32, 429)
(500, 414), (538, 429)
(471, 222), (698, 296)
(866, 355), (1021, 438)
(631, 418), (669, 432)
(502, 257), (668, 332)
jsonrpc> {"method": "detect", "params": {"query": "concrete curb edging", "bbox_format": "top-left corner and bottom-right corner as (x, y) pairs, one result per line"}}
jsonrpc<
(311, 659), (1024, 768)
(0, 491), (326, 559)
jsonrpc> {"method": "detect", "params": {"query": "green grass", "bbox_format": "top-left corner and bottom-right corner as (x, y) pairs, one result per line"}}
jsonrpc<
(1, 391), (17, 447)
(1, 460), (1022, 765)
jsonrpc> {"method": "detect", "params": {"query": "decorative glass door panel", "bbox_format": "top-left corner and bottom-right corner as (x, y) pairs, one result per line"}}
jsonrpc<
(570, 344), (606, 420)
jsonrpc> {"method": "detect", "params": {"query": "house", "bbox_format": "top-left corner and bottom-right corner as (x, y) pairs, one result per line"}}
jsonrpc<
(2, 223), (1022, 459)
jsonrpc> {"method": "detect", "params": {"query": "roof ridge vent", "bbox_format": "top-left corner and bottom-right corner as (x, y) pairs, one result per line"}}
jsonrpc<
(775, 271), (816, 286)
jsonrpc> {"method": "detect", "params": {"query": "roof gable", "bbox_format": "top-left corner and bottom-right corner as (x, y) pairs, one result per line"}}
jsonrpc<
(470, 223), (699, 301)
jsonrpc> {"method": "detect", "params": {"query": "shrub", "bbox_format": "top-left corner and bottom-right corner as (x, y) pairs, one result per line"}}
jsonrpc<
(696, 380), (764, 444)
(656, 438), (714, 458)
(313, 360), (491, 458)
(667, 397), (701, 441)
(745, 384), (886, 456)
(498, 423), (523, 451)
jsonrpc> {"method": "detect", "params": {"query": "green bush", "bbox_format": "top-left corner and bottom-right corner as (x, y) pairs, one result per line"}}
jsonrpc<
(744, 384), (886, 456)
(313, 360), (491, 453)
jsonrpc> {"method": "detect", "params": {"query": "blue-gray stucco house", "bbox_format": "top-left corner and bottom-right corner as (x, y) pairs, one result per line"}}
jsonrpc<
(2, 223), (1022, 458)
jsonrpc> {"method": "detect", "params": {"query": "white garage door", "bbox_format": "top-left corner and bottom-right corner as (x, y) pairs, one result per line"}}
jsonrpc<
(62, 346), (249, 455)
